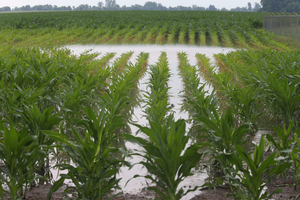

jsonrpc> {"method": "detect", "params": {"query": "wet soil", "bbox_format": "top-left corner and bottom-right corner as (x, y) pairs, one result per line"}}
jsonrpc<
(23, 178), (300, 200)
(267, 170), (300, 200)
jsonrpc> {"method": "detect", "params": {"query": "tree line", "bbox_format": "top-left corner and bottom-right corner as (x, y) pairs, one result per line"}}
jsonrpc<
(260, 0), (300, 12)
(0, 1), (261, 12)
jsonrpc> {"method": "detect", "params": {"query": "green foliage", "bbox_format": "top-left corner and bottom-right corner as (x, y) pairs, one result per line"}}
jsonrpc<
(291, 129), (300, 188)
(45, 106), (128, 200)
(265, 79), (300, 125)
(0, 11), (282, 49)
(266, 119), (298, 155)
(124, 52), (202, 200)
(126, 116), (202, 200)
(198, 108), (250, 156)
(261, 0), (300, 12)
(227, 136), (291, 200)
(0, 122), (45, 199)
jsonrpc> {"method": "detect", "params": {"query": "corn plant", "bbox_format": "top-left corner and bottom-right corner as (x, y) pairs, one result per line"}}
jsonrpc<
(21, 104), (63, 184)
(178, 24), (188, 44)
(125, 115), (202, 200)
(0, 122), (45, 200)
(226, 136), (291, 200)
(46, 50), (145, 199)
(266, 119), (298, 157)
(291, 131), (300, 189)
(45, 106), (129, 200)
(197, 108), (250, 184)
(124, 52), (202, 200)
(264, 79), (300, 125)
(178, 52), (217, 121)
(143, 52), (171, 124)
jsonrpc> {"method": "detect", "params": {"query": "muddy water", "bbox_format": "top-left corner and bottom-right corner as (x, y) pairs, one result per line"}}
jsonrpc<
(58, 44), (236, 199)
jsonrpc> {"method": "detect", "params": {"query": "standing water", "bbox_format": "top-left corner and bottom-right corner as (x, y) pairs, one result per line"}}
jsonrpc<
(59, 44), (236, 199)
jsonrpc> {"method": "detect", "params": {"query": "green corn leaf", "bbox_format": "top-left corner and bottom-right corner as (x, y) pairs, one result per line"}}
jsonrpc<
(46, 177), (65, 200)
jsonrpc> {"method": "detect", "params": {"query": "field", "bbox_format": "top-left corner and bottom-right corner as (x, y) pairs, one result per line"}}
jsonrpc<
(0, 10), (300, 200)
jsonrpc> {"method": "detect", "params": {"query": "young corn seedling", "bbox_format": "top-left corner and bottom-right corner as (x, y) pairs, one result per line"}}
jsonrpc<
(125, 115), (202, 200)
(0, 121), (45, 200)
(291, 130), (300, 189)
(197, 108), (250, 185)
(265, 79), (300, 125)
(125, 52), (202, 200)
(45, 106), (128, 200)
(266, 119), (298, 157)
(21, 104), (63, 184)
(46, 59), (141, 199)
(226, 136), (291, 200)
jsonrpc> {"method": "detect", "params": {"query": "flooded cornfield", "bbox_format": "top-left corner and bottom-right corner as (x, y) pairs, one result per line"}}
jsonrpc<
(48, 44), (263, 199)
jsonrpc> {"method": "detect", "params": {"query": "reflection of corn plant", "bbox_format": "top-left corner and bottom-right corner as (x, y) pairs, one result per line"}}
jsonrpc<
(227, 136), (291, 200)
(167, 22), (180, 43)
(0, 122), (44, 199)
(197, 23), (206, 46)
(178, 24), (188, 44)
(187, 22), (196, 45)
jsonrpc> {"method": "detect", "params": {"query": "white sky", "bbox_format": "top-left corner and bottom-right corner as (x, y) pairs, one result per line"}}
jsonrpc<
(0, 0), (261, 10)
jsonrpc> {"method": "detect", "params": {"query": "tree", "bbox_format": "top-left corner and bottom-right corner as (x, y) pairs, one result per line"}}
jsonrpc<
(285, 2), (300, 12)
(98, 2), (103, 9)
(130, 4), (143, 10)
(192, 5), (205, 10)
(248, 2), (252, 11)
(75, 4), (90, 10)
(260, 0), (300, 12)
(157, 3), (167, 10)
(231, 6), (248, 12)
(20, 5), (31, 11)
(105, 0), (116, 8)
(143, 1), (158, 10)
(207, 5), (217, 11)
(0, 6), (11, 11)
(253, 2), (262, 12)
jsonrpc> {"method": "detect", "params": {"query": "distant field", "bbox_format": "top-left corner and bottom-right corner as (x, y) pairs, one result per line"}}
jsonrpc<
(0, 10), (285, 49)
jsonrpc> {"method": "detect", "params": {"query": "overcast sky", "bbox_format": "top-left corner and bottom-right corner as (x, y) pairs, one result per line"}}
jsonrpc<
(0, 0), (261, 10)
